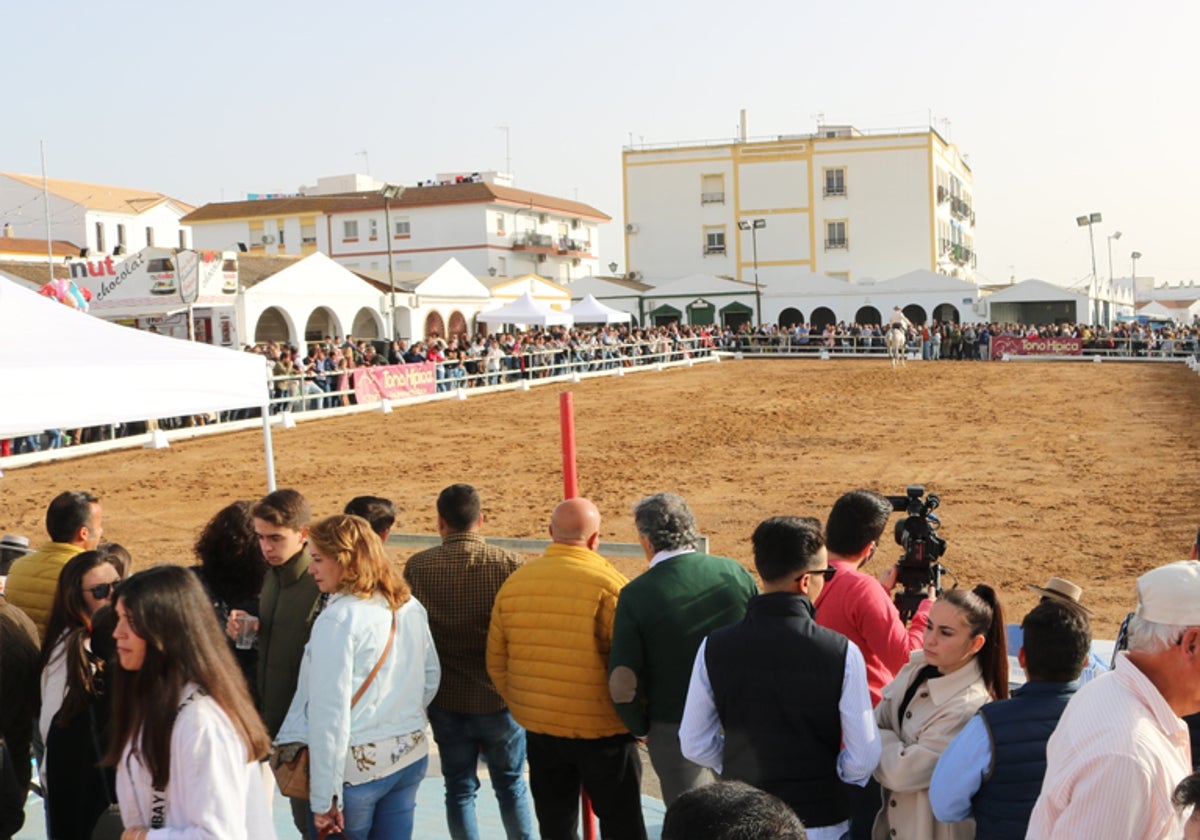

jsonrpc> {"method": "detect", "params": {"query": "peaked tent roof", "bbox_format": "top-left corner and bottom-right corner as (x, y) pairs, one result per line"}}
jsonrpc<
(413, 258), (491, 298)
(985, 279), (1088, 303)
(567, 294), (632, 324)
(477, 292), (574, 327)
(0, 277), (267, 437)
(876, 269), (978, 292)
(242, 251), (379, 298)
(646, 273), (759, 297)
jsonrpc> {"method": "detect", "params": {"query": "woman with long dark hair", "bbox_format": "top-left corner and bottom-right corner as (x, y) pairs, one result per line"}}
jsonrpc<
(106, 565), (274, 838)
(276, 515), (439, 840)
(872, 585), (1007, 840)
(192, 500), (267, 700)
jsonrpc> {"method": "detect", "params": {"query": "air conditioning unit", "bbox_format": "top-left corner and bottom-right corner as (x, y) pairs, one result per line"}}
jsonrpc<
(538, 214), (549, 224)
(625, 223), (639, 234)
(261, 234), (276, 244)
(628, 270), (644, 281)
(536, 253), (547, 263)
(571, 257), (581, 267)
(571, 219), (580, 229)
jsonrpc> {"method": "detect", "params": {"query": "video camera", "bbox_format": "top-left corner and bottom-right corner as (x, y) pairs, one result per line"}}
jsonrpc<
(885, 485), (947, 623)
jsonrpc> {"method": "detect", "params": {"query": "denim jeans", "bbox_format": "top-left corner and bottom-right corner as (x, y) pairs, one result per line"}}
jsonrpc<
(338, 755), (427, 840)
(427, 706), (534, 840)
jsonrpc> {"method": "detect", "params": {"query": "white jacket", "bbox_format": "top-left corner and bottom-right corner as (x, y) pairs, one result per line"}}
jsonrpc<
(116, 685), (275, 839)
(275, 593), (440, 813)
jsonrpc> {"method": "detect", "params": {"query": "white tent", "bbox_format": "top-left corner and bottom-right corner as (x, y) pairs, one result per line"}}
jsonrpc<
(477, 292), (574, 327)
(0, 277), (279, 483)
(567, 294), (632, 324)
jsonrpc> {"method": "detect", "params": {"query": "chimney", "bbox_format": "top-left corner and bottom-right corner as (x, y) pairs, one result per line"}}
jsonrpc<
(2, 222), (12, 238)
(739, 109), (748, 143)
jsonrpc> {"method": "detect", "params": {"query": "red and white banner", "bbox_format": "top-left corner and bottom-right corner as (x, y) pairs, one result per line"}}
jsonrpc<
(991, 335), (1082, 360)
(352, 363), (437, 403)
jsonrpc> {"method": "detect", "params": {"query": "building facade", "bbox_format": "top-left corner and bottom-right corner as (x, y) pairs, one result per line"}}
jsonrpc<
(622, 124), (975, 289)
(183, 172), (609, 282)
(0, 173), (194, 257)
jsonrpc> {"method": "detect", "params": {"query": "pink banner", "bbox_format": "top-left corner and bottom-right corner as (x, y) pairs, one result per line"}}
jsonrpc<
(352, 362), (437, 403)
(991, 335), (1082, 360)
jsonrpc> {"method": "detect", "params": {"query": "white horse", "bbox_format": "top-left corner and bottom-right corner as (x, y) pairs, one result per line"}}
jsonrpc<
(886, 326), (907, 367)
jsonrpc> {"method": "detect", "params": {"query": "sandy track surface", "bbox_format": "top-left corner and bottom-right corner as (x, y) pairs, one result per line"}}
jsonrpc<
(4, 359), (1198, 636)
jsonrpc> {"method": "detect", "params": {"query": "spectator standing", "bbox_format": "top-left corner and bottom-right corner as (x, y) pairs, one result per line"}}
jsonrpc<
(930, 599), (1089, 838)
(6, 490), (104, 640)
(107, 565), (275, 838)
(404, 484), (534, 840)
(873, 585), (1007, 840)
(1004, 576), (1107, 685)
(225, 488), (320, 837)
(0, 533), (33, 597)
(814, 489), (930, 839)
(0, 600), (39, 840)
(662, 781), (808, 840)
(487, 498), (646, 840)
(1028, 561), (1200, 839)
(680, 516), (879, 838)
(608, 493), (758, 805)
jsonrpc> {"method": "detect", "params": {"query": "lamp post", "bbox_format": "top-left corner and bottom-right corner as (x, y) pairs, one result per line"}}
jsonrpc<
(608, 261), (619, 275)
(380, 184), (404, 340)
(1076, 212), (1102, 325)
(1131, 250), (1142, 300)
(738, 218), (766, 325)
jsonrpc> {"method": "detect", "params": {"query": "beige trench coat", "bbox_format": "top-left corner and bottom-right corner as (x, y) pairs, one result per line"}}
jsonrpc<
(873, 650), (990, 840)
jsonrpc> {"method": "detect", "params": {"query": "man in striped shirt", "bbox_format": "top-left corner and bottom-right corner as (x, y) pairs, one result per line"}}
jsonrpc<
(1028, 561), (1200, 840)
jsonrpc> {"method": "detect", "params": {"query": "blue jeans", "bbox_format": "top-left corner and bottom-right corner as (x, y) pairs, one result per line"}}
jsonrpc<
(338, 756), (427, 840)
(427, 706), (534, 840)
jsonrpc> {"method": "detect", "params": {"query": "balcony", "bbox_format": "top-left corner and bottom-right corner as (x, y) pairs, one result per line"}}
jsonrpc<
(823, 184), (846, 198)
(950, 196), (974, 222)
(512, 232), (555, 251)
(825, 238), (848, 250)
(555, 237), (593, 256)
(701, 192), (725, 204)
(944, 241), (975, 267)
(704, 244), (726, 255)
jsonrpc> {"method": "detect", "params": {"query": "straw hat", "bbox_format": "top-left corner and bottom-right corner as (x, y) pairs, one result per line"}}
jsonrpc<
(1027, 576), (1091, 615)
(0, 534), (32, 555)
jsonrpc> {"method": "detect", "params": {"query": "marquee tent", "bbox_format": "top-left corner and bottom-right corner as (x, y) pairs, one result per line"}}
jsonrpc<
(0, 277), (279, 483)
(476, 292), (574, 327)
(567, 294), (632, 324)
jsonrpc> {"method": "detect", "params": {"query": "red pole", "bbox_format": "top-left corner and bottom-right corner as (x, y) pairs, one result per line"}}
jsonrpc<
(559, 391), (595, 839)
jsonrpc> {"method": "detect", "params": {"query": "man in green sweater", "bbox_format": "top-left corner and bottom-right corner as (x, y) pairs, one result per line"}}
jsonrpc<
(608, 493), (757, 804)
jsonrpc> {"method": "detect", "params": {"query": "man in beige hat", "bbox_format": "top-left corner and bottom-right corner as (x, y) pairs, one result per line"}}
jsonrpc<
(1007, 576), (1108, 684)
(1028, 560), (1200, 840)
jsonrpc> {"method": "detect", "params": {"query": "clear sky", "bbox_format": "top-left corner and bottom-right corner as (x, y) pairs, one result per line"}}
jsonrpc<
(4, 1), (1196, 287)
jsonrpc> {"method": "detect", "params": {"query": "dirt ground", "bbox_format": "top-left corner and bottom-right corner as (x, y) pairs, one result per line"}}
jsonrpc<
(4, 359), (1199, 637)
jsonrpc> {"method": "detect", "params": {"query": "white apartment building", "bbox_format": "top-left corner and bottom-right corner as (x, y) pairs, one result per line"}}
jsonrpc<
(0, 173), (195, 256)
(183, 172), (610, 282)
(622, 123), (976, 288)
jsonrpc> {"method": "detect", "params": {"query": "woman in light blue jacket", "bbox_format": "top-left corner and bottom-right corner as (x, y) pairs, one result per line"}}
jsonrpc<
(277, 514), (440, 840)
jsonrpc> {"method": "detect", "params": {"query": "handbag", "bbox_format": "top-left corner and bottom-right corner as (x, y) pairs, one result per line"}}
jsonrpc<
(270, 613), (397, 800)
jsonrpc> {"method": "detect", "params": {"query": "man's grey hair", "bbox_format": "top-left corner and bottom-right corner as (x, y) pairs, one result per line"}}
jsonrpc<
(633, 493), (700, 553)
(1127, 615), (1193, 654)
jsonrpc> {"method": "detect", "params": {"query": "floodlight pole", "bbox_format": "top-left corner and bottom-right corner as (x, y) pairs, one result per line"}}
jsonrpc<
(381, 184), (404, 340)
(739, 219), (766, 326)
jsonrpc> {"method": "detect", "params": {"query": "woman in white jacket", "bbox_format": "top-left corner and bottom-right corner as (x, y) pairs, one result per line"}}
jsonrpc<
(106, 564), (274, 840)
(276, 514), (440, 840)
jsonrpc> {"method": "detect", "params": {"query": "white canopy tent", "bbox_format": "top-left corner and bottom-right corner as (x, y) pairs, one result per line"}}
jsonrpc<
(0, 277), (281, 486)
(567, 294), (632, 325)
(477, 292), (575, 328)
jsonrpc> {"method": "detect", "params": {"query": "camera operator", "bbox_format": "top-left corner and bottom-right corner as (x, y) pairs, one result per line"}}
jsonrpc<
(814, 489), (933, 840)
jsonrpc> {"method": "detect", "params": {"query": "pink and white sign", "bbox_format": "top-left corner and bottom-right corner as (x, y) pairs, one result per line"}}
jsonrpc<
(352, 363), (437, 403)
(991, 335), (1082, 360)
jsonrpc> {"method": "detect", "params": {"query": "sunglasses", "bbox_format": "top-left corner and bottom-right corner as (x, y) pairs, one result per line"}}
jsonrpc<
(796, 567), (837, 583)
(85, 581), (120, 600)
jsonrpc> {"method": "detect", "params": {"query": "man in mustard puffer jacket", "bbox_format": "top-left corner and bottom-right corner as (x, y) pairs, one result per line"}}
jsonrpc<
(488, 497), (646, 840)
(6, 490), (103, 642)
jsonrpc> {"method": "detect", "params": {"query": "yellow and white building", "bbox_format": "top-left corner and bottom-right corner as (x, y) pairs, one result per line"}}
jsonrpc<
(622, 124), (976, 288)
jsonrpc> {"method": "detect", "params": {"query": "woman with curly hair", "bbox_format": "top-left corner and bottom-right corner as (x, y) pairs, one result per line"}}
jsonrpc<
(106, 564), (273, 838)
(191, 500), (267, 700)
(276, 514), (440, 840)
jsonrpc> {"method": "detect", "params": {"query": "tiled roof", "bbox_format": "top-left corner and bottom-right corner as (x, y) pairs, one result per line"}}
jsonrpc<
(0, 260), (70, 284)
(181, 182), (611, 224)
(1, 173), (195, 215)
(236, 254), (305, 289)
(0, 237), (83, 258)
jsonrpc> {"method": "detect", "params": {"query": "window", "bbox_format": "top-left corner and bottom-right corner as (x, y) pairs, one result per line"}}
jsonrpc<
(394, 218), (410, 237)
(497, 256), (507, 276)
(826, 271), (850, 283)
(95, 222), (106, 253)
(277, 226), (285, 247)
(300, 217), (317, 246)
(178, 229), (188, 249)
(145, 226), (155, 247)
(496, 213), (506, 235)
(704, 226), (726, 255)
(701, 173), (725, 204)
(117, 224), (126, 247)
(824, 168), (846, 198)
(825, 220), (848, 249)
(343, 220), (359, 240)
(369, 218), (379, 240)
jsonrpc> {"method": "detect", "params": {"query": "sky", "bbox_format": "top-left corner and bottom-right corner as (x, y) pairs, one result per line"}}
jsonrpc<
(4, 1), (1197, 287)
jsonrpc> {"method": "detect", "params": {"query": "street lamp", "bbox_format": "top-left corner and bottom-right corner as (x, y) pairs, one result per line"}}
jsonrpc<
(738, 218), (766, 325)
(608, 261), (619, 275)
(1076, 212), (1102, 324)
(1131, 251), (1142, 300)
(1106, 230), (1121, 287)
(380, 183), (404, 340)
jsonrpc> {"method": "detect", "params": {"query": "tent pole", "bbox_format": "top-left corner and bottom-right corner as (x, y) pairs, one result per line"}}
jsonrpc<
(262, 406), (277, 492)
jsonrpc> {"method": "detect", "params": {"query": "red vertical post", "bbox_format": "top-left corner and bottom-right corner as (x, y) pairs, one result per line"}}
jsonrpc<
(560, 391), (578, 499)
(559, 391), (595, 839)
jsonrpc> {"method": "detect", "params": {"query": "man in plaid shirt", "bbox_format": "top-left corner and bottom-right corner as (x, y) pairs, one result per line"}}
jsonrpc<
(403, 484), (534, 840)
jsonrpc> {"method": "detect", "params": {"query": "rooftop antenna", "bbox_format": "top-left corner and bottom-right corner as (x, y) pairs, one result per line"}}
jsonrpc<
(812, 111), (825, 130)
(497, 125), (511, 175)
(355, 149), (370, 175)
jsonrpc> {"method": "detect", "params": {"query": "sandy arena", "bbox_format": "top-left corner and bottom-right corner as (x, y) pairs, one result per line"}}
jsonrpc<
(4, 359), (1199, 636)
